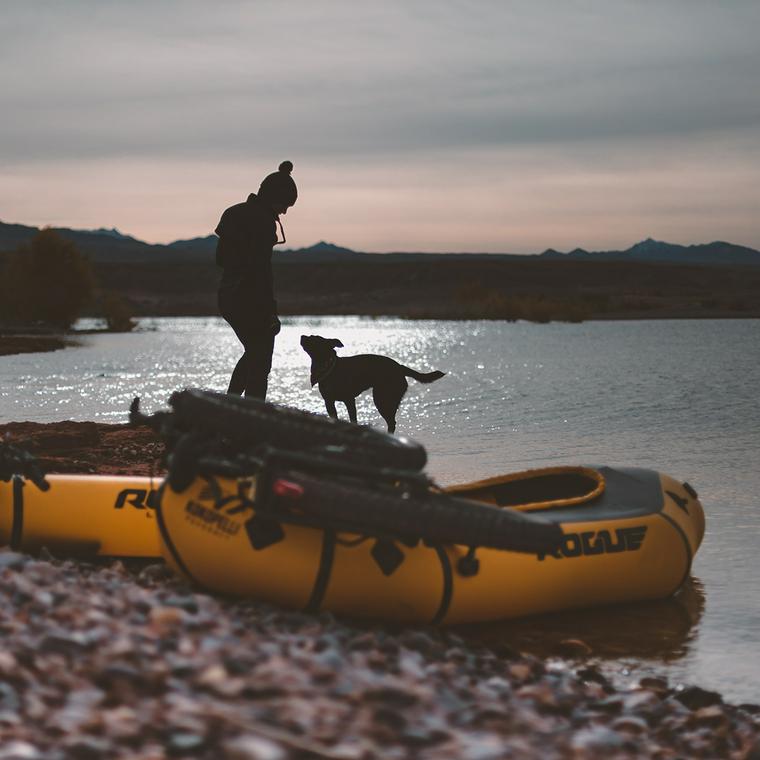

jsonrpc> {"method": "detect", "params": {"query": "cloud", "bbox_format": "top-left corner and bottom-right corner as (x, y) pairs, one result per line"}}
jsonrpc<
(1, 0), (759, 248)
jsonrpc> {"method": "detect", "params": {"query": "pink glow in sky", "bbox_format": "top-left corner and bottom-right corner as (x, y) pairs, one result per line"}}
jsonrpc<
(2, 1), (759, 252)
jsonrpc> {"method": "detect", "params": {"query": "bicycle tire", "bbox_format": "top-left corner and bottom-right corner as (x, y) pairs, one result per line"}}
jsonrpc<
(273, 469), (564, 554)
(168, 389), (427, 472)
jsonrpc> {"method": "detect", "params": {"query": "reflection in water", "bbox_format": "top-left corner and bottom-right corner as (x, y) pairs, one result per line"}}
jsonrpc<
(457, 577), (704, 664)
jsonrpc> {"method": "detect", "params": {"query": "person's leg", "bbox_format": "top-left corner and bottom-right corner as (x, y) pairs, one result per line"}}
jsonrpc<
(227, 355), (248, 395)
(220, 287), (261, 395)
(244, 329), (276, 399)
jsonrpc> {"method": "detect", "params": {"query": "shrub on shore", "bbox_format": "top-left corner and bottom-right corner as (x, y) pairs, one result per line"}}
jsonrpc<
(448, 282), (596, 323)
(0, 229), (95, 329)
(101, 291), (137, 332)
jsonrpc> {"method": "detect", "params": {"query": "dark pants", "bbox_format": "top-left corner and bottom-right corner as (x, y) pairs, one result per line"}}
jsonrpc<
(219, 288), (275, 399)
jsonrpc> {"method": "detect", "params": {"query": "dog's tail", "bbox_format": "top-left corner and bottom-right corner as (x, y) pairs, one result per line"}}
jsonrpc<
(402, 367), (446, 384)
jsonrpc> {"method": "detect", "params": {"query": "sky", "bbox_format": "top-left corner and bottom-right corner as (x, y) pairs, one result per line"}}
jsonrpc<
(1, 1), (759, 252)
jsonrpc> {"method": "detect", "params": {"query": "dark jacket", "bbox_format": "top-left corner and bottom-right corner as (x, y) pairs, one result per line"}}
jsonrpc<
(215, 193), (277, 317)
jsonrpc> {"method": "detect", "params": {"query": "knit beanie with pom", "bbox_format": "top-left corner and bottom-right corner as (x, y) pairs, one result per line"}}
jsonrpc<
(258, 160), (298, 207)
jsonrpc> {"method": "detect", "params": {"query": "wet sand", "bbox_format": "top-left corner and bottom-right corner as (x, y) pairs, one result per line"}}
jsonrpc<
(1, 420), (759, 757)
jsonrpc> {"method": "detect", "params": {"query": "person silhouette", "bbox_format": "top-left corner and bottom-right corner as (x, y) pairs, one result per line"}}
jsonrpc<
(215, 161), (297, 399)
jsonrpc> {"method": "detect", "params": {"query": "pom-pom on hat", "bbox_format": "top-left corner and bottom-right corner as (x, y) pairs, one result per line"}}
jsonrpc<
(258, 160), (298, 207)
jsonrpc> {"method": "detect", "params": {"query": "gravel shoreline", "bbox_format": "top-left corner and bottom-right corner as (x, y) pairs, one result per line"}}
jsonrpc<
(1, 551), (759, 759)
(1, 421), (759, 757)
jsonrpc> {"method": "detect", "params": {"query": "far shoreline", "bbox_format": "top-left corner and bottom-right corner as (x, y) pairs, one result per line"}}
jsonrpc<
(0, 334), (73, 357)
(2, 309), (759, 357)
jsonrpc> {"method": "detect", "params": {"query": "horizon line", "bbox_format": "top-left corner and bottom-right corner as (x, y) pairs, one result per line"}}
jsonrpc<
(1, 219), (756, 256)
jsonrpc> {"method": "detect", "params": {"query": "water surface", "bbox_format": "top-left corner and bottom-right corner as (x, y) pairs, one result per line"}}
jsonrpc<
(1, 317), (758, 702)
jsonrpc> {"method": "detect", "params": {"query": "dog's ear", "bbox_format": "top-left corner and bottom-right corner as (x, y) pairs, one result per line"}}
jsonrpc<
(329, 339), (344, 349)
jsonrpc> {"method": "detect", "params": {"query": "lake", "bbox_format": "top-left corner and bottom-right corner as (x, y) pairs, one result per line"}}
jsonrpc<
(1, 316), (759, 703)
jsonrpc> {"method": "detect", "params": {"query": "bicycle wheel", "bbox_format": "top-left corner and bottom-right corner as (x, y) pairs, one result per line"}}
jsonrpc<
(168, 389), (428, 472)
(269, 469), (564, 555)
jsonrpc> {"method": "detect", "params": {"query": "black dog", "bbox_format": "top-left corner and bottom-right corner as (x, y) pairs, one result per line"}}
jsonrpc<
(300, 335), (445, 432)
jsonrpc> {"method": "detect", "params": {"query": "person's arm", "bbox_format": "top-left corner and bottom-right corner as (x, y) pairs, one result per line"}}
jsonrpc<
(214, 209), (231, 268)
(249, 213), (280, 332)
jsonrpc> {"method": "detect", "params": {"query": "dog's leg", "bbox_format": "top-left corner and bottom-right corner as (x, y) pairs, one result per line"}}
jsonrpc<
(324, 398), (338, 419)
(344, 397), (358, 424)
(373, 380), (407, 434)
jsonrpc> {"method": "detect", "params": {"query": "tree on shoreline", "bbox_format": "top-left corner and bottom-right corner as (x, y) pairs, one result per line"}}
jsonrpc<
(101, 291), (136, 332)
(1, 229), (95, 329)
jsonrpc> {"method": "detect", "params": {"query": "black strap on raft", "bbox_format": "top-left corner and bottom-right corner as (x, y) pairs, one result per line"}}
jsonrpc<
(303, 529), (336, 614)
(0, 440), (49, 553)
(657, 511), (693, 595)
(430, 546), (454, 625)
(153, 481), (203, 588)
(10, 475), (24, 551)
(0, 440), (49, 492)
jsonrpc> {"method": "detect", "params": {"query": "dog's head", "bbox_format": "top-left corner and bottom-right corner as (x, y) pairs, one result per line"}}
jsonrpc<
(300, 334), (344, 361)
(300, 335), (344, 385)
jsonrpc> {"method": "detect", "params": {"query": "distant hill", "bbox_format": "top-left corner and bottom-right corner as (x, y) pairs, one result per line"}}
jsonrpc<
(1, 220), (758, 266)
(0, 220), (202, 264)
(283, 241), (367, 260)
(84, 227), (139, 242)
(539, 238), (760, 266)
(166, 234), (217, 253)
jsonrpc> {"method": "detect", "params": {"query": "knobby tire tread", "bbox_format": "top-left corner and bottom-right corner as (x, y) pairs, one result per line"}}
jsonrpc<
(170, 389), (426, 471)
(280, 471), (563, 554)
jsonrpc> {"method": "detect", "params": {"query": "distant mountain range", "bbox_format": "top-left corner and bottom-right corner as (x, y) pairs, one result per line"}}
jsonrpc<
(1, 219), (758, 266)
(539, 237), (760, 266)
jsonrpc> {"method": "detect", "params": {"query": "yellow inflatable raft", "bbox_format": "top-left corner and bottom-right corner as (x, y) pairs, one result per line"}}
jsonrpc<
(0, 474), (162, 558)
(155, 465), (705, 625)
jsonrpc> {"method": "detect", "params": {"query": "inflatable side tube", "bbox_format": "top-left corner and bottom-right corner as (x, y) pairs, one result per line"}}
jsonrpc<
(155, 466), (705, 625)
(0, 474), (163, 558)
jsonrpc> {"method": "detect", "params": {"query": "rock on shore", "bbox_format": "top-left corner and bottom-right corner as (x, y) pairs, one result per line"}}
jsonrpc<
(1, 421), (759, 758)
